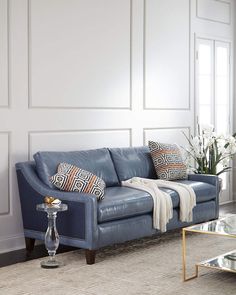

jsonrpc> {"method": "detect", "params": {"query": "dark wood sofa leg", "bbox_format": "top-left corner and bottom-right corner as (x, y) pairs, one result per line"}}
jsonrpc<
(25, 238), (35, 256)
(85, 249), (96, 265)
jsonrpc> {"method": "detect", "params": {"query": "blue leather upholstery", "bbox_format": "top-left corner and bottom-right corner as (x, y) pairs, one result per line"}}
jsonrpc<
(109, 146), (157, 182)
(16, 146), (220, 259)
(97, 201), (216, 248)
(16, 162), (99, 249)
(98, 187), (153, 223)
(165, 180), (216, 207)
(33, 148), (119, 188)
(98, 181), (216, 223)
(188, 173), (220, 187)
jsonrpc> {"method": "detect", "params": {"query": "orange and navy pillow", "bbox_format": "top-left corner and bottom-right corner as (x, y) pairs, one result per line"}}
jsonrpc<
(50, 162), (105, 200)
(148, 141), (187, 181)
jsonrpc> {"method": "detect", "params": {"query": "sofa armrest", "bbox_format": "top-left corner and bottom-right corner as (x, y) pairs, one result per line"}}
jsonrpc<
(16, 162), (98, 249)
(188, 173), (219, 187)
(16, 162), (98, 202)
(188, 173), (220, 219)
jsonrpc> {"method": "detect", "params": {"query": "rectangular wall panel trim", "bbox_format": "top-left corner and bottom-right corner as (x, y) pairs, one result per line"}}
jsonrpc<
(196, 0), (231, 25)
(0, 0), (9, 108)
(143, 0), (191, 110)
(28, 0), (132, 110)
(143, 126), (191, 145)
(28, 128), (132, 159)
(0, 132), (10, 215)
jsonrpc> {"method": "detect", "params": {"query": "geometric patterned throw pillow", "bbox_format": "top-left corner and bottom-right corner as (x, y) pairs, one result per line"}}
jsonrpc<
(148, 141), (187, 180)
(50, 162), (106, 200)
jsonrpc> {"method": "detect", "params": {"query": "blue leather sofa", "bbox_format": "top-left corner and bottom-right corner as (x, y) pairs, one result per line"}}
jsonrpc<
(16, 146), (220, 264)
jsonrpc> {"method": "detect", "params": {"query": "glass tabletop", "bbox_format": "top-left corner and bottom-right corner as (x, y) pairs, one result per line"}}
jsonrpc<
(185, 214), (236, 237)
(36, 203), (68, 213)
(197, 250), (236, 273)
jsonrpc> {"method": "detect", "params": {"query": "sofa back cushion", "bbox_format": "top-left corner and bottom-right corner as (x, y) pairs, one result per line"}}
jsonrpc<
(34, 148), (119, 188)
(109, 146), (157, 182)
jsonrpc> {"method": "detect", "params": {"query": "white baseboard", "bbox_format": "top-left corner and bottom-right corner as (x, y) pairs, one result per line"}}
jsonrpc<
(220, 200), (236, 205)
(232, 193), (236, 201)
(0, 233), (25, 254)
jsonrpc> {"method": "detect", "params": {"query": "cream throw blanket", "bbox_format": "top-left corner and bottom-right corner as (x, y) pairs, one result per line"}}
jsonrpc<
(122, 177), (196, 232)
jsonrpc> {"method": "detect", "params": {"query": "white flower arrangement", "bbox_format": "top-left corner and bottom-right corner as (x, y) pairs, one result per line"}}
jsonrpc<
(183, 124), (236, 175)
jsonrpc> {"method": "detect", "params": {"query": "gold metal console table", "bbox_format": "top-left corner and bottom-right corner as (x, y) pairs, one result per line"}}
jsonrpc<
(182, 214), (236, 281)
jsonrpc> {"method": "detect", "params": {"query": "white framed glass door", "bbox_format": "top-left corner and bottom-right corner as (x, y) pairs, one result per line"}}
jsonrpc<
(196, 38), (231, 203)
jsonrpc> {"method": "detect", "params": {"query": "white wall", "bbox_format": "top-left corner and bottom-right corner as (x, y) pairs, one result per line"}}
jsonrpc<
(0, 0), (234, 253)
(234, 1), (236, 201)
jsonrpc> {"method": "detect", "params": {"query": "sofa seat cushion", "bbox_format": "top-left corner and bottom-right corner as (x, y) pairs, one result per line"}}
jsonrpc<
(162, 180), (216, 208)
(34, 148), (119, 188)
(98, 187), (153, 223)
(98, 180), (216, 223)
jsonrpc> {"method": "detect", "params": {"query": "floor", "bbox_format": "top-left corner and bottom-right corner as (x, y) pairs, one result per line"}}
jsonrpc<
(0, 202), (235, 268)
(219, 202), (236, 216)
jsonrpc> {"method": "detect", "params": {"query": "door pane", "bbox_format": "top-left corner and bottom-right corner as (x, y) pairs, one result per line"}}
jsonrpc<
(216, 105), (227, 134)
(216, 76), (228, 103)
(199, 76), (212, 104)
(215, 42), (229, 134)
(215, 42), (230, 200)
(199, 105), (211, 125)
(216, 47), (228, 76)
(198, 44), (212, 75)
(197, 39), (213, 126)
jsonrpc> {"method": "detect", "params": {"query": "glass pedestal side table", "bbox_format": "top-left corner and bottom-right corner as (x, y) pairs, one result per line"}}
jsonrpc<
(182, 214), (236, 281)
(36, 203), (68, 269)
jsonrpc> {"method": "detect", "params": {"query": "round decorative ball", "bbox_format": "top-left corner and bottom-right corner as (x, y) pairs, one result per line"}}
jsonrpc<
(44, 196), (55, 204)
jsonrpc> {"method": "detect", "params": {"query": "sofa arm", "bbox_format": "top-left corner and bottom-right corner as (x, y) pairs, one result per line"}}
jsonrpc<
(188, 173), (220, 219)
(16, 162), (99, 249)
(188, 173), (220, 187)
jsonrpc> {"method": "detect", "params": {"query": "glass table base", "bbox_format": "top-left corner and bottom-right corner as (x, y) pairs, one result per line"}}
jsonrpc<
(36, 203), (68, 269)
(40, 259), (63, 269)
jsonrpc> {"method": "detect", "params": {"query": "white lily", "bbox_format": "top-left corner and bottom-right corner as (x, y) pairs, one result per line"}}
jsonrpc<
(182, 124), (236, 175)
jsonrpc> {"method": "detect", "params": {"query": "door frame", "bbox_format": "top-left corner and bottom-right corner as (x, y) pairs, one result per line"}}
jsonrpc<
(194, 33), (233, 204)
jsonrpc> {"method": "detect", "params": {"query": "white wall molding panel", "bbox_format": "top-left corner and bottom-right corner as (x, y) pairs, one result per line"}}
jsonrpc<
(196, 0), (231, 25)
(0, 132), (10, 215)
(143, 127), (191, 146)
(144, 0), (190, 110)
(233, 2), (236, 201)
(28, 129), (132, 159)
(0, 0), (9, 107)
(28, 0), (132, 109)
(0, 0), (234, 253)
